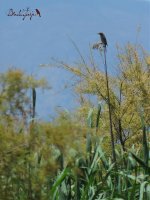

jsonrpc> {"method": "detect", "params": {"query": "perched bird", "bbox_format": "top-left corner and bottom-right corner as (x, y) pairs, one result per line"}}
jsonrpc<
(98, 32), (108, 47)
(35, 9), (41, 17)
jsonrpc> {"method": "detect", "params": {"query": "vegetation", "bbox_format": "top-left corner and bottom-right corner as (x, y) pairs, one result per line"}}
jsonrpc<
(0, 44), (149, 200)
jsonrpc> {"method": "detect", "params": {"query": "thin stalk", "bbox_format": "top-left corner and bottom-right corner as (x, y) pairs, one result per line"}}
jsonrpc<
(118, 82), (126, 151)
(32, 88), (36, 123)
(142, 125), (149, 174)
(27, 88), (36, 200)
(103, 48), (116, 163)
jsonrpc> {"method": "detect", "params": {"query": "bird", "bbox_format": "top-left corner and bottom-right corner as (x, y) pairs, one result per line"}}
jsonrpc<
(98, 32), (108, 47)
(35, 9), (41, 17)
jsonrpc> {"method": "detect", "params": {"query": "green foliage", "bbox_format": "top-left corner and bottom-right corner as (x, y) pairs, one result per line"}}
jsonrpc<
(48, 105), (149, 200)
(50, 44), (150, 149)
(0, 44), (149, 199)
(0, 69), (48, 126)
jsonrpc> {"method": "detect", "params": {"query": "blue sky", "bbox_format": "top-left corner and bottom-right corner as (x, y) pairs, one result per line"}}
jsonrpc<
(0, 0), (150, 119)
